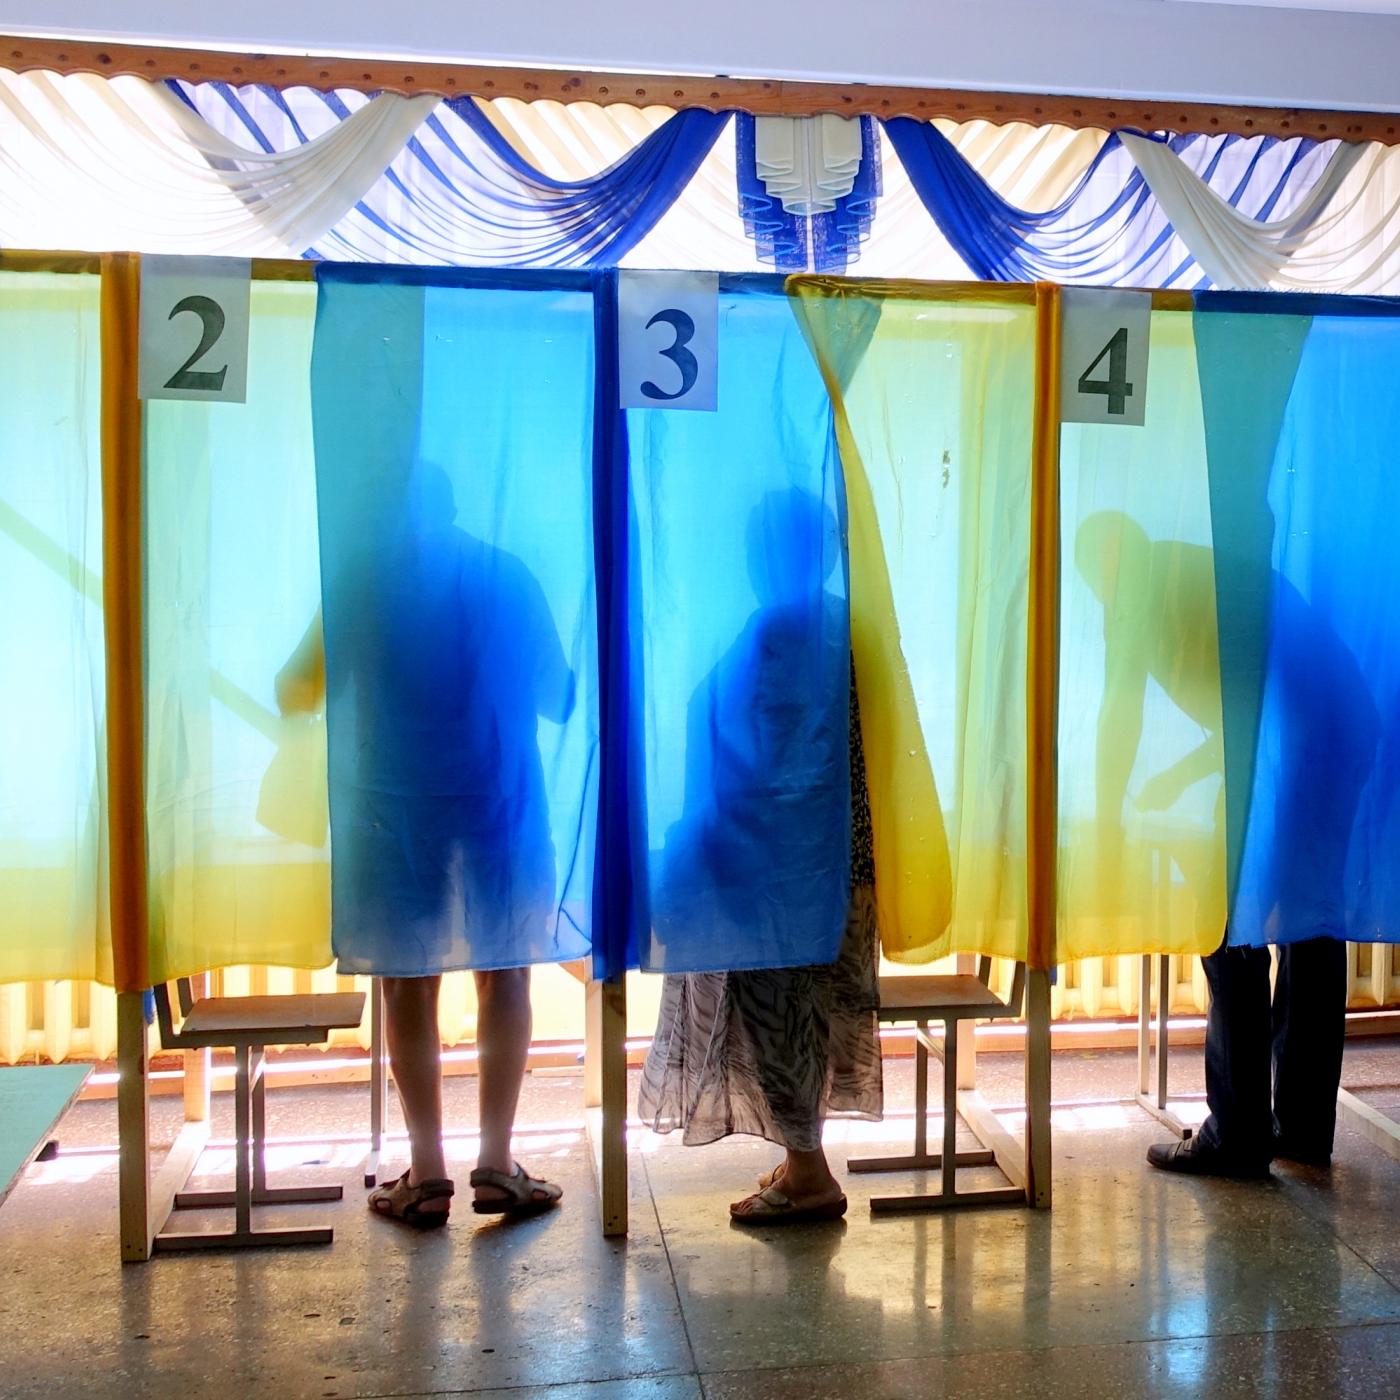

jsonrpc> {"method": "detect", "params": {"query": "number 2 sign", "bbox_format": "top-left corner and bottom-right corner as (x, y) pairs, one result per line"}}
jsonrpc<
(139, 255), (252, 404)
(1060, 287), (1150, 428)
(618, 270), (718, 412)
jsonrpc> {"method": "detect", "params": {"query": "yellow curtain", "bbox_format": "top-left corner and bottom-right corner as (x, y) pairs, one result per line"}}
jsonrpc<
(0, 269), (111, 985)
(790, 279), (1036, 963)
(1057, 309), (1226, 959)
(144, 279), (331, 981)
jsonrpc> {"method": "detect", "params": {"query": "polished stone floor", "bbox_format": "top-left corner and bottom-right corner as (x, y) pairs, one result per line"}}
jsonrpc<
(1, 1041), (1398, 1399)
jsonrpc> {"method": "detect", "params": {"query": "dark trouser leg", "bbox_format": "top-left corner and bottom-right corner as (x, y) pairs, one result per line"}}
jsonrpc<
(1197, 939), (1274, 1165)
(1273, 936), (1348, 1156)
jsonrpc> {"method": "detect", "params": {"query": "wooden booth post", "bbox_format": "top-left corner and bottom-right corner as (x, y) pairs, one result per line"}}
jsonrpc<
(101, 251), (153, 1262)
(1022, 280), (1063, 1209)
(585, 975), (629, 1237)
(105, 252), (216, 1261)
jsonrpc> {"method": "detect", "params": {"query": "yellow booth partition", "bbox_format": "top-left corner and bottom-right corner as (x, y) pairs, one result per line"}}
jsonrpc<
(789, 278), (1038, 967)
(1057, 299), (1227, 963)
(144, 273), (331, 983)
(0, 257), (110, 987)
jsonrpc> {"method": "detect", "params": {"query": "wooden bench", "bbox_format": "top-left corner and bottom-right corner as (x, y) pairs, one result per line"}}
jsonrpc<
(152, 979), (365, 1252)
(850, 960), (1029, 1211)
(0, 1064), (92, 1210)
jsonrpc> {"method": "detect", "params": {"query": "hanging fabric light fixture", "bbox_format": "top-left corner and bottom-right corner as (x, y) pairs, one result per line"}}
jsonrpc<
(736, 113), (881, 273)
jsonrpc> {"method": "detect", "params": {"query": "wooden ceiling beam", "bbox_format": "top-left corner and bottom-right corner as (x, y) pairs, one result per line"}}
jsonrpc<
(4, 32), (1400, 143)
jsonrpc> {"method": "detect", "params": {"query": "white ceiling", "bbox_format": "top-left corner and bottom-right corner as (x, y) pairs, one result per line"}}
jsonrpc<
(1168, 1), (1400, 11)
(2, 1), (1400, 112)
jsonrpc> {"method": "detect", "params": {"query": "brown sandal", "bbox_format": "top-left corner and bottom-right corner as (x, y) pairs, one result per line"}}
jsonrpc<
(730, 1185), (847, 1226)
(368, 1171), (454, 1229)
(469, 1162), (563, 1216)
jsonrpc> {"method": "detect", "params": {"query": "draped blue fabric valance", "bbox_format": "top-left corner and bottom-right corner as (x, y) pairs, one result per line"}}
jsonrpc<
(166, 78), (1358, 290)
(885, 120), (1326, 288)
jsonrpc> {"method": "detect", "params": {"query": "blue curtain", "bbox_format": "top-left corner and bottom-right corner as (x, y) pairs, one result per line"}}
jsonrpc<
(310, 267), (600, 974)
(170, 81), (726, 266)
(885, 121), (1324, 287)
(308, 266), (851, 978)
(625, 275), (850, 971)
(735, 114), (881, 274)
(1197, 293), (1400, 946)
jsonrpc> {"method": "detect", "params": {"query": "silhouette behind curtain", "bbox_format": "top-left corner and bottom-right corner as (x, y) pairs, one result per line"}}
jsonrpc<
(1199, 303), (1400, 946)
(1058, 309), (1226, 960)
(628, 281), (849, 973)
(653, 491), (850, 972)
(311, 270), (597, 974)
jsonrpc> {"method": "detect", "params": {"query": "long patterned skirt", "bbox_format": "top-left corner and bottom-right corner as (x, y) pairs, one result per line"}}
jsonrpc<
(638, 885), (884, 1152)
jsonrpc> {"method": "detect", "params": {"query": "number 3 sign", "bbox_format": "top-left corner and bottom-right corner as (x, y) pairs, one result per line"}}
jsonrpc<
(617, 270), (718, 412)
(1060, 287), (1150, 428)
(139, 255), (252, 403)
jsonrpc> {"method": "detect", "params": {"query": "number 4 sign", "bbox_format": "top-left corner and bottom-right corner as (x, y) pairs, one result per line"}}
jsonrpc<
(1060, 287), (1150, 428)
(617, 270), (718, 412)
(139, 255), (252, 404)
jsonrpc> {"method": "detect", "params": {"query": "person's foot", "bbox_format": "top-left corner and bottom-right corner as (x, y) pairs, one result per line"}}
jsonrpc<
(368, 1171), (454, 1227)
(730, 1182), (847, 1224)
(1146, 1138), (1271, 1179)
(470, 1162), (563, 1215)
(1272, 1135), (1332, 1169)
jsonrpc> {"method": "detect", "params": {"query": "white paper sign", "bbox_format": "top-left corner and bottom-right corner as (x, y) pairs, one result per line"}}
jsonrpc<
(1060, 287), (1151, 428)
(618, 270), (718, 412)
(139, 255), (251, 403)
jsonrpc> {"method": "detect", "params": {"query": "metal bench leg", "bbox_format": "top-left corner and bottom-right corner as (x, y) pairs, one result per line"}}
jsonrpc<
(850, 1019), (996, 1178)
(173, 1047), (343, 1214)
(1136, 952), (1194, 1140)
(234, 1045), (253, 1235)
(364, 977), (386, 1188)
(915, 1023), (929, 1158)
(942, 1022), (958, 1200)
(866, 1015), (1025, 1214)
(159, 1043), (338, 1250)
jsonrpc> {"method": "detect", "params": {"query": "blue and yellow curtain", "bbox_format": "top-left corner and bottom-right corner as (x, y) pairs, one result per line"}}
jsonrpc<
(790, 280), (1035, 964)
(8, 258), (1400, 994)
(1058, 307), (1226, 962)
(145, 278), (331, 983)
(0, 267), (109, 985)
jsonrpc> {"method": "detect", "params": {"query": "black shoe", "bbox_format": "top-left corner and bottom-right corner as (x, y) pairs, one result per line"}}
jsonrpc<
(1272, 1136), (1332, 1169)
(1146, 1138), (1271, 1179)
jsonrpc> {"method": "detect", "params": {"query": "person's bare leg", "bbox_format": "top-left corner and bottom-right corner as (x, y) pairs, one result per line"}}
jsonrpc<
(473, 966), (536, 1202)
(382, 975), (450, 1216)
(735, 1143), (841, 1217)
(775, 1147), (841, 1202)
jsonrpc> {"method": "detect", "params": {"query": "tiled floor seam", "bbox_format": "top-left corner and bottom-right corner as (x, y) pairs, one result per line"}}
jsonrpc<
(1275, 1173), (1400, 1297)
(690, 1314), (1400, 1388)
(642, 1146), (705, 1382)
(351, 1376), (704, 1400)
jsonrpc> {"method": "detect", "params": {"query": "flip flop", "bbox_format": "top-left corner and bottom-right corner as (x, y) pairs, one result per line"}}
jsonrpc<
(469, 1162), (563, 1216)
(368, 1171), (454, 1229)
(758, 1162), (786, 1190)
(730, 1185), (848, 1226)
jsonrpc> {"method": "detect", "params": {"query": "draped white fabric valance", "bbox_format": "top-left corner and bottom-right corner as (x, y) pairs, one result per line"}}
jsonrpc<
(4, 67), (1400, 292)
